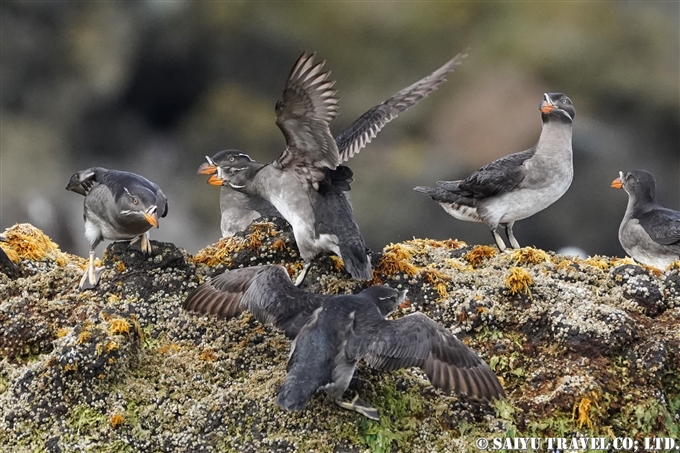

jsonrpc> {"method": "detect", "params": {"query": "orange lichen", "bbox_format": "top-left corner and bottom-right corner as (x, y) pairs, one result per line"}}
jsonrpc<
(582, 256), (610, 271)
(105, 341), (119, 353)
(271, 238), (287, 252)
(115, 261), (126, 273)
(505, 267), (533, 298)
(199, 349), (218, 362)
(63, 363), (78, 372)
(572, 396), (596, 430)
(377, 255), (418, 277)
(465, 245), (497, 267)
(512, 247), (551, 266)
(110, 413), (125, 429)
(108, 318), (131, 335)
(383, 243), (414, 261)
(192, 236), (245, 266)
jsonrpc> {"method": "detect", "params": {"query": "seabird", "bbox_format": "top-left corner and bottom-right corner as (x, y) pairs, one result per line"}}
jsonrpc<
(611, 169), (680, 269)
(415, 92), (575, 251)
(198, 150), (282, 237)
(206, 51), (466, 284)
(183, 265), (505, 420)
(66, 167), (168, 289)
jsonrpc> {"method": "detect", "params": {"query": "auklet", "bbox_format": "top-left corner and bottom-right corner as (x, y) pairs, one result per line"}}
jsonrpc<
(66, 167), (168, 289)
(206, 51), (466, 284)
(611, 169), (680, 269)
(183, 265), (505, 420)
(415, 92), (575, 251)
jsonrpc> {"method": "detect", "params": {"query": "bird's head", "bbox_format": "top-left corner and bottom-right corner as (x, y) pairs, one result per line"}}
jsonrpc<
(611, 169), (657, 203)
(197, 149), (255, 176)
(362, 286), (409, 317)
(540, 93), (575, 124)
(119, 186), (161, 228)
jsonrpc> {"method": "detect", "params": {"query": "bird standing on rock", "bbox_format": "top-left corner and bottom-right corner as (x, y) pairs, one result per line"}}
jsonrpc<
(183, 265), (505, 421)
(611, 169), (680, 269)
(415, 92), (575, 251)
(206, 51), (466, 285)
(66, 167), (168, 289)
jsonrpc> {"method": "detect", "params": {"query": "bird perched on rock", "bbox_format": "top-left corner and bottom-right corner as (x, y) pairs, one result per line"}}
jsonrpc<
(611, 169), (680, 269)
(206, 51), (466, 284)
(66, 167), (168, 289)
(183, 265), (505, 421)
(415, 92), (575, 251)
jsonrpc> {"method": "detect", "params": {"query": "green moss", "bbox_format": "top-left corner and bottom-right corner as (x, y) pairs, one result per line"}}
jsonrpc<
(68, 405), (107, 435)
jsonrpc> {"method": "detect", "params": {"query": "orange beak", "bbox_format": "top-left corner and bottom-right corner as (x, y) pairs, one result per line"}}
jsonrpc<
(540, 100), (555, 114)
(398, 299), (411, 309)
(611, 177), (623, 189)
(197, 162), (217, 175)
(144, 211), (159, 228)
(208, 174), (224, 186)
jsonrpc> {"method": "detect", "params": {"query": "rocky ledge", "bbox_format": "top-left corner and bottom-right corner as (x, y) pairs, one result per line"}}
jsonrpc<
(0, 221), (678, 452)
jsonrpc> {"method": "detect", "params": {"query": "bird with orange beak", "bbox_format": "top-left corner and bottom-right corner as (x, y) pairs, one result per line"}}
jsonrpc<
(66, 167), (168, 289)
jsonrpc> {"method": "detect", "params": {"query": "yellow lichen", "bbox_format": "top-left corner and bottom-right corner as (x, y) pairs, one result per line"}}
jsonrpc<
(582, 256), (610, 271)
(110, 413), (125, 429)
(63, 363), (77, 372)
(0, 223), (76, 266)
(108, 318), (130, 335)
(377, 255), (418, 277)
(572, 396), (595, 430)
(105, 340), (119, 353)
(199, 349), (218, 362)
(157, 344), (181, 354)
(56, 328), (71, 339)
(383, 243), (415, 261)
(77, 331), (91, 344)
(329, 256), (345, 272)
(192, 236), (245, 266)
(511, 247), (551, 266)
(115, 261), (126, 273)
(505, 267), (533, 298)
(465, 245), (497, 267)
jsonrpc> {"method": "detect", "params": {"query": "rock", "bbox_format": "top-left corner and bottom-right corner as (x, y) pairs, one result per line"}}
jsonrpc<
(0, 224), (679, 452)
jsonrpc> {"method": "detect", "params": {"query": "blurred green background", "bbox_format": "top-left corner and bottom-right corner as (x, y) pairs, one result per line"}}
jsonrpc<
(1, 2), (678, 259)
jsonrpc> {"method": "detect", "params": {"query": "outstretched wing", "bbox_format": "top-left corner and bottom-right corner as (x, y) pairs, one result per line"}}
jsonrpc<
(336, 52), (467, 162)
(363, 312), (505, 402)
(275, 52), (340, 182)
(183, 265), (325, 338)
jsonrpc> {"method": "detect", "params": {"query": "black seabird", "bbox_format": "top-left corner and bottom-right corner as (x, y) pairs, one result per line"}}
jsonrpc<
(611, 169), (680, 269)
(207, 52), (466, 284)
(183, 265), (505, 420)
(66, 167), (168, 289)
(415, 92), (575, 251)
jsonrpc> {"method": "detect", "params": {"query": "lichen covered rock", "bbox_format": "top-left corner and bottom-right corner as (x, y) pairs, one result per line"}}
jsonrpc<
(0, 222), (678, 452)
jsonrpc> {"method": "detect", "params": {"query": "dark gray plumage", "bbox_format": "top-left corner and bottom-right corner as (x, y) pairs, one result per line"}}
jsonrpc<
(198, 150), (282, 237)
(611, 169), (680, 269)
(207, 52), (465, 284)
(183, 265), (505, 421)
(66, 167), (168, 289)
(415, 92), (575, 251)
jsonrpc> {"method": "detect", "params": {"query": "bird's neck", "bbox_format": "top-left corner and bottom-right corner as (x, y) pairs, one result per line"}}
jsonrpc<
(535, 121), (573, 155)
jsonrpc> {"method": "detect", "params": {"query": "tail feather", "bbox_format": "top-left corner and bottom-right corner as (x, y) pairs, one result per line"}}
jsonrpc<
(414, 185), (463, 204)
(339, 237), (372, 280)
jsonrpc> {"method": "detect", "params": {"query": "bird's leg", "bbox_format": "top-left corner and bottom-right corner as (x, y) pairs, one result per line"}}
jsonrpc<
(490, 227), (507, 251)
(335, 394), (380, 421)
(130, 232), (152, 255)
(79, 250), (104, 290)
(505, 222), (521, 249)
(294, 262), (312, 287)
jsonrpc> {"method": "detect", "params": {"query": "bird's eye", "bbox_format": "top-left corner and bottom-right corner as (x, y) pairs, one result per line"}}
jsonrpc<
(229, 157), (235, 162)
(132, 198), (138, 205)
